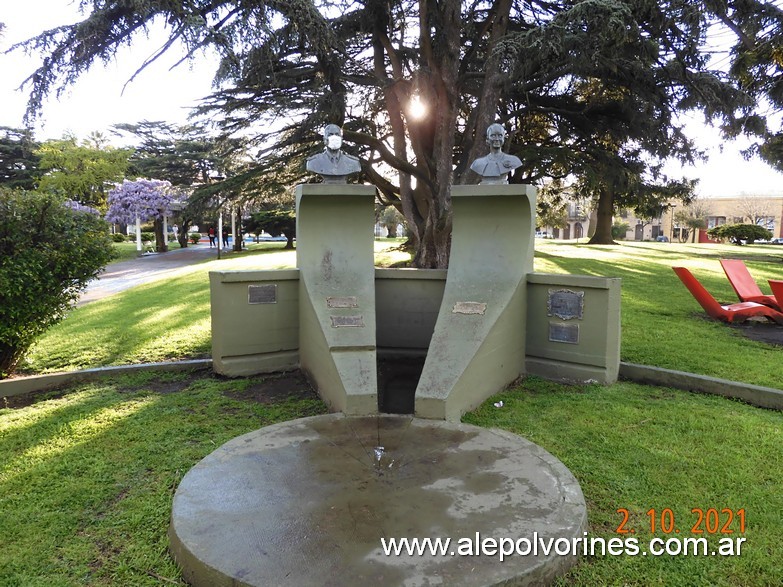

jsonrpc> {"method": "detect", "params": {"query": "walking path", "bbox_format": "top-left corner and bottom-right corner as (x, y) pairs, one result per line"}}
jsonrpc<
(78, 244), (219, 305)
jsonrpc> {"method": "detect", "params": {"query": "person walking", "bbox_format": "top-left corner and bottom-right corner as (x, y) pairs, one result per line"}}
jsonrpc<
(208, 226), (216, 248)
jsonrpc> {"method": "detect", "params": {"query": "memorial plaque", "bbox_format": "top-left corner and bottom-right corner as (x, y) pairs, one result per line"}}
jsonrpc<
(248, 284), (277, 304)
(549, 322), (580, 344)
(452, 301), (487, 315)
(330, 315), (365, 328)
(327, 296), (359, 308)
(547, 289), (584, 320)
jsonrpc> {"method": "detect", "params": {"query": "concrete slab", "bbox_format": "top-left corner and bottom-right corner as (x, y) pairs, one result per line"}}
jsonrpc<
(170, 414), (587, 586)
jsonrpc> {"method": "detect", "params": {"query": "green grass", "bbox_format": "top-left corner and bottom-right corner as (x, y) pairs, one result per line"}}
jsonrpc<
(0, 370), (327, 585)
(110, 241), (184, 263)
(3, 238), (783, 585)
(464, 378), (783, 586)
(21, 238), (783, 390)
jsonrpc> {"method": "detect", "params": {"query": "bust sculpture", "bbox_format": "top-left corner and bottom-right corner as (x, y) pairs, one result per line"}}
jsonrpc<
(470, 123), (522, 184)
(306, 124), (361, 183)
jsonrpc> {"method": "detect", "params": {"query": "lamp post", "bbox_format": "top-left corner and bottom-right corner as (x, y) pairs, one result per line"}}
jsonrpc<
(670, 204), (677, 242)
(210, 175), (226, 260)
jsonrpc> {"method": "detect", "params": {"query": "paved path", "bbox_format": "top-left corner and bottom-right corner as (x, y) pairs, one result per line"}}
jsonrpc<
(78, 244), (220, 305)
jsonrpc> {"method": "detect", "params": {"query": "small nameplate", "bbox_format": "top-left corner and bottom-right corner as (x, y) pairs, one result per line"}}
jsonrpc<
(248, 284), (277, 304)
(331, 315), (365, 328)
(327, 296), (358, 308)
(549, 322), (579, 344)
(452, 302), (487, 315)
(547, 289), (584, 320)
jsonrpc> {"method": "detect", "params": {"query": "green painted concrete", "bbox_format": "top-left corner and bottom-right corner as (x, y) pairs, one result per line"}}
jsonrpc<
(526, 273), (621, 384)
(415, 185), (537, 421)
(295, 184), (378, 414)
(210, 270), (300, 376)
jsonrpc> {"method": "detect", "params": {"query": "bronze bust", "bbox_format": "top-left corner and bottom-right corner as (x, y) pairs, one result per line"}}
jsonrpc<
(306, 124), (361, 183)
(470, 123), (522, 184)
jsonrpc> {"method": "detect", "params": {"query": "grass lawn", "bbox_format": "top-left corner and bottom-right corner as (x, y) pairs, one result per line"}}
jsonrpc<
(2, 238), (782, 585)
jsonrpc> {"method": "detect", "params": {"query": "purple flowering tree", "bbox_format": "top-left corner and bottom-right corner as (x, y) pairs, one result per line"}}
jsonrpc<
(106, 179), (173, 252)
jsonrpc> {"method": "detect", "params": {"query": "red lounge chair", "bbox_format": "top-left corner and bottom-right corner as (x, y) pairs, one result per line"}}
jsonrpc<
(672, 267), (783, 324)
(719, 258), (781, 311)
(769, 280), (783, 309)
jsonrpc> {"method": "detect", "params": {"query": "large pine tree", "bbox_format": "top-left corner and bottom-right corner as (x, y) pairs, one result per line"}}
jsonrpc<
(12, 1), (778, 261)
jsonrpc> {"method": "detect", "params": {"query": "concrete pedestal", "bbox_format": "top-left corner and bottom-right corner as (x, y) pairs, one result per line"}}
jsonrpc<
(169, 414), (587, 587)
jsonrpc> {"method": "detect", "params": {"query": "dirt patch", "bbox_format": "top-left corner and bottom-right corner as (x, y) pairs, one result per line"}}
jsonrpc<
(1, 386), (70, 409)
(224, 370), (318, 404)
(729, 320), (783, 346)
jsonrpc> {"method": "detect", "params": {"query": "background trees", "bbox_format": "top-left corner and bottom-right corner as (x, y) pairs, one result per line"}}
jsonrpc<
(0, 127), (41, 190)
(0, 189), (114, 377)
(12, 1), (783, 264)
(105, 179), (175, 252)
(36, 135), (131, 209)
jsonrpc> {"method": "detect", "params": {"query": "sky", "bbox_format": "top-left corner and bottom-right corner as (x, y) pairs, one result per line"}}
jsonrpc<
(2, 1), (783, 198)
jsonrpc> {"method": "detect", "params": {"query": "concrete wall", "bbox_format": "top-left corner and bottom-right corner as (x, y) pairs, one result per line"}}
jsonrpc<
(375, 268), (447, 355)
(210, 269), (300, 376)
(526, 273), (621, 384)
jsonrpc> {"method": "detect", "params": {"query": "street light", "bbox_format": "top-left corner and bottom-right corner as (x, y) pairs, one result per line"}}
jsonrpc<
(670, 204), (677, 242)
(210, 175), (226, 260)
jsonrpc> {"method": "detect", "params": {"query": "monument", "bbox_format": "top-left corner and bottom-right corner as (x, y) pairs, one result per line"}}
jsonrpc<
(176, 123), (624, 585)
(305, 124), (362, 183)
(469, 123), (522, 184)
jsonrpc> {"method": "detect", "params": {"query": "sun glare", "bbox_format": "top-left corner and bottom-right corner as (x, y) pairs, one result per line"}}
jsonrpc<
(408, 96), (427, 120)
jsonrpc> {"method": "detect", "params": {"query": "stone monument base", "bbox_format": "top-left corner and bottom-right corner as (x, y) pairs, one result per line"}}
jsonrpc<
(169, 414), (587, 586)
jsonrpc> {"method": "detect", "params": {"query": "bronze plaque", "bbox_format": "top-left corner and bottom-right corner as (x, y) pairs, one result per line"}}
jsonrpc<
(548, 322), (579, 344)
(248, 284), (277, 304)
(327, 296), (359, 308)
(547, 289), (584, 320)
(452, 301), (487, 315)
(330, 315), (365, 328)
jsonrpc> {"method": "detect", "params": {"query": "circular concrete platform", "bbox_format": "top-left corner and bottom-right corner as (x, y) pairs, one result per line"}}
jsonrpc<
(169, 414), (587, 586)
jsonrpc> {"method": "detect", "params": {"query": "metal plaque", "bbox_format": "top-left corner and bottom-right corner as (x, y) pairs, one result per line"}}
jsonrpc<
(330, 315), (365, 328)
(452, 301), (487, 315)
(248, 284), (277, 304)
(548, 322), (580, 344)
(547, 289), (584, 320)
(327, 296), (359, 308)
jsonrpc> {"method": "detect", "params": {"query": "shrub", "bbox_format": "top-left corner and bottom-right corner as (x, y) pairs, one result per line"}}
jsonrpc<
(0, 189), (115, 377)
(189, 232), (202, 244)
(707, 223), (771, 245)
(140, 231), (155, 243)
(111, 233), (126, 243)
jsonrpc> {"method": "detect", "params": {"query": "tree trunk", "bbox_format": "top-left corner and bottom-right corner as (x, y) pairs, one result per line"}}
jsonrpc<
(178, 219), (192, 248)
(284, 232), (295, 250)
(0, 343), (23, 379)
(233, 208), (243, 252)
(154, 218), (168, 253)
(587, 186), (616, 244)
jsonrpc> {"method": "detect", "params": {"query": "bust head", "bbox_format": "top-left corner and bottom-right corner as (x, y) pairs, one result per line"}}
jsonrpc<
(486, 123), (506, 150)
(323, 124), (343, 151)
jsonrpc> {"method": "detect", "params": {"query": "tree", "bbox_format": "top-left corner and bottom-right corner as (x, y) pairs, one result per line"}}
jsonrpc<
(105, 179), (175, 252)
(707, 223), (772, 245)
(13, 1), (766, 263)
(376, 205), (406, 238)
(0, 127), (41, 190)
(245, 208), (296, 249)
(36, 136), (131, 209)
(0, 189), (114, 377)
(113, 121), (252, 248)
(735, 196), (773, 227)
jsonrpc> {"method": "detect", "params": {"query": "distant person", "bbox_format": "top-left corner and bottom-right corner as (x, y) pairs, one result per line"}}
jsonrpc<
(222, 230), (230, 248)
(470, 123), (522, 184)
(208, 226), (216, 248)
(306, 124), (361, 183)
